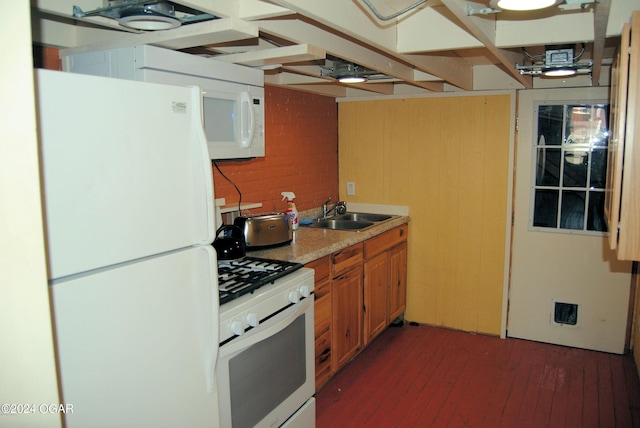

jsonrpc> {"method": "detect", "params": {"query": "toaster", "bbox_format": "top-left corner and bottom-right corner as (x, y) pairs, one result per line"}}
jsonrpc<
(233, 213), (293, 249)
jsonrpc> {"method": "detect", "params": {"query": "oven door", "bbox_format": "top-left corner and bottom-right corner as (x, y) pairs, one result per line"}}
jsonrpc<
(217, 296), (315, 428)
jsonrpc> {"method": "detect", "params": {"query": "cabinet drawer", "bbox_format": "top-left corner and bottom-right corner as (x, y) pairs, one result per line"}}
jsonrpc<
(306, 256), (330, 282)
(364, 224), (408, 259)
(314, 283), (331, 337)
(331, 243), (363, 277)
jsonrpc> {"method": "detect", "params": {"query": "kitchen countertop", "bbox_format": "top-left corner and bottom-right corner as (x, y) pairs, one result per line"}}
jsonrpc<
(247, 215), (410, 265)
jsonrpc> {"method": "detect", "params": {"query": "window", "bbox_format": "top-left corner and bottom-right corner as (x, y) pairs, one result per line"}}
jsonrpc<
(531, 102), (609, 234)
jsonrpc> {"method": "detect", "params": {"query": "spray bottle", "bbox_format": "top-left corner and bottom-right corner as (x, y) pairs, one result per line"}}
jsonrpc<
(281, 192), (299, 231)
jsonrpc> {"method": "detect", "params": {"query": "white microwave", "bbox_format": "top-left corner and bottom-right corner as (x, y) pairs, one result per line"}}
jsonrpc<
(62, 45), (265, 160)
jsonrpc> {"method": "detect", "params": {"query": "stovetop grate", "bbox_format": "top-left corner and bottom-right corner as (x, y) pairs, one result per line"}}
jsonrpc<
(218, 256), (303, 305)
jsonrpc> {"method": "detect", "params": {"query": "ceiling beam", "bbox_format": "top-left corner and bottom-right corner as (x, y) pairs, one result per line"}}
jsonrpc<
(258, 18), (444, 92)
(262, 1), (470, 89)
(212, 43), (326, 66)
(403, 53), (473, 90)
(264, 75), (349, 97)
(439, 0), (532, 88)
(591, 0), (611, 86)
(59, 18), (258, 55)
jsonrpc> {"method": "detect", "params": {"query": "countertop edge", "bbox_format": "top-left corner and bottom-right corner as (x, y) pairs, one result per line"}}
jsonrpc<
(246, 216), (410, 265)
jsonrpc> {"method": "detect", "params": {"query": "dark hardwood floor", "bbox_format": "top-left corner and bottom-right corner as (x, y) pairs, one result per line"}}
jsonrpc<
(316, 323), (640, 428)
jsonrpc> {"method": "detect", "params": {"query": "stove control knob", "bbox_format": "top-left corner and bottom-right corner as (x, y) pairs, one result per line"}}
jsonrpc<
(299, 285), (311, 298)
(288, 290), (300, 304)
(230, 320), (245, 336)
(245, 313), (259, 328)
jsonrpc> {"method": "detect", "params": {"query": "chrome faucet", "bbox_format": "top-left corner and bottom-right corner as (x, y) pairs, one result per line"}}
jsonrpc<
(322, 198), (332, 218)
(321, 197), (346, 218)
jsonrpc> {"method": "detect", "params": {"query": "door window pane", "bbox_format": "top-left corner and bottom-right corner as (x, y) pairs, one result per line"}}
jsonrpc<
(537, 105), (564, 146)
(536, 147), (561, 186)
(587, 191), (607, 232)
(590, 148), (607, 188)
(533, 189), (559, 228)
(562, 151), (588, 187)
(560, 190), (585, 230)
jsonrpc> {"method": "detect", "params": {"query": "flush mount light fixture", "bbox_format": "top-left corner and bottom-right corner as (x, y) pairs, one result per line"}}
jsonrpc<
(118, 10), (180, 30)
(516, 44), (593, 77)
(72, 0), (216, 31)
(321, 62), (372, 84)
(338, 75), (368, 84)
(543, 68), (577, 77)
(490, 0), (562, 11)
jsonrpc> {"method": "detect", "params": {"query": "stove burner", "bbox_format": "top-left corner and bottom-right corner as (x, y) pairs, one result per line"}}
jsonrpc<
(218, 256), (303, 304)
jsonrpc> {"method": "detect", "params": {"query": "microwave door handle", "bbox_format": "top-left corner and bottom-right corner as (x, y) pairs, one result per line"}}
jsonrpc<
(240, 92), (254, 148)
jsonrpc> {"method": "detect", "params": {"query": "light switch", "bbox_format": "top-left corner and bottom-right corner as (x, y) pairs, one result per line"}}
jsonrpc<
(346, 182), (356, 196)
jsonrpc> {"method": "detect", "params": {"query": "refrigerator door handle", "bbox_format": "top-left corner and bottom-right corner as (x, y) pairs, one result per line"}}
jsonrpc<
(189, 85), (217, 242)
(203, 245), (219, 395)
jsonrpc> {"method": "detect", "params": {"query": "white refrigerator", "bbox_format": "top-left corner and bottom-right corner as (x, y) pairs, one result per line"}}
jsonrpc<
(36, 69), (220, 427)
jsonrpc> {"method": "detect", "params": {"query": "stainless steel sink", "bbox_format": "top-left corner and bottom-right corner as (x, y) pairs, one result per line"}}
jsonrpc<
(302, 212), (397, 231)
(304, 219), (374, 230)
(334, 213), (392, 222)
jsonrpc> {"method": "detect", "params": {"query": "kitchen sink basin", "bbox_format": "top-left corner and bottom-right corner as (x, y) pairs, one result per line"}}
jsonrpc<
(302, 212), (397, 231)
(305, 219), (374, 231)
(334, 213), (392, 222)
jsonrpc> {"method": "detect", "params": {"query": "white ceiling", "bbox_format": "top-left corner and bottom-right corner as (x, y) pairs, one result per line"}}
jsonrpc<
(32, 0), (638, 98)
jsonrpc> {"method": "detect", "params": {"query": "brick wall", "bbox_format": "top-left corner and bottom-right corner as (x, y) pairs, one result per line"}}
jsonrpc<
(213, 85), (339, 214)
(33, 45), (61, 70)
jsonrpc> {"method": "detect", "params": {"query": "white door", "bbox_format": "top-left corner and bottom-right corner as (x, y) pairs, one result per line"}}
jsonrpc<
(51, 245), (219, 428)
(37, 70), (214, 279)
(507, 87), (633, 354)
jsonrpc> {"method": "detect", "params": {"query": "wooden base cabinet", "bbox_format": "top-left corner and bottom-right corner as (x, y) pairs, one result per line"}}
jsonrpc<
(307, 256), (332, 390)
(388, 241), (408, 322)
(363, 252), (389, 345)
(307, 226), (408, 390)
(330, 244), (363, 371)
(363, 225), (408, 345)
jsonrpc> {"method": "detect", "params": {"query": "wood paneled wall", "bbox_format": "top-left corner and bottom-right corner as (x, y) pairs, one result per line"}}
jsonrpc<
(338, 94), (513, 335)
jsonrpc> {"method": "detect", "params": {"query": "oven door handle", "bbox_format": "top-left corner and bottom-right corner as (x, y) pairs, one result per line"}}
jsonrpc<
(219, 297), (312, 358)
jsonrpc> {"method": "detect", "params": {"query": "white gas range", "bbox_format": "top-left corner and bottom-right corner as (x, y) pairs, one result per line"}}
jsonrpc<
(216, 257), (316, 428)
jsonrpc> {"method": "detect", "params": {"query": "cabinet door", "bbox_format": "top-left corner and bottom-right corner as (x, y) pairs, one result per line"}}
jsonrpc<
(605, 23), (630, 251)
(617, 13), (640, 260)
(314, 277), (332, 390)
(315, 329), (331, 390)
(389, 242), (408, 322)
(331, 266), (363, 370)
(307, 256), (332, 390)
(363, 252), (389, 345)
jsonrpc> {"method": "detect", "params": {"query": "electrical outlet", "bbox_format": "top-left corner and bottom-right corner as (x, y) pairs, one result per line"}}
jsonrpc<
(346, 181), (356, 196)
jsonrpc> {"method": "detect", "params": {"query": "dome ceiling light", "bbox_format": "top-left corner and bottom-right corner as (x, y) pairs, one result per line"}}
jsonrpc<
(467, 0), (598, 16)
(515, 44), (593, 77)
(489, 0), (562, 11)
(320, 61), (388, 84)
(72, 0), (216, 31)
